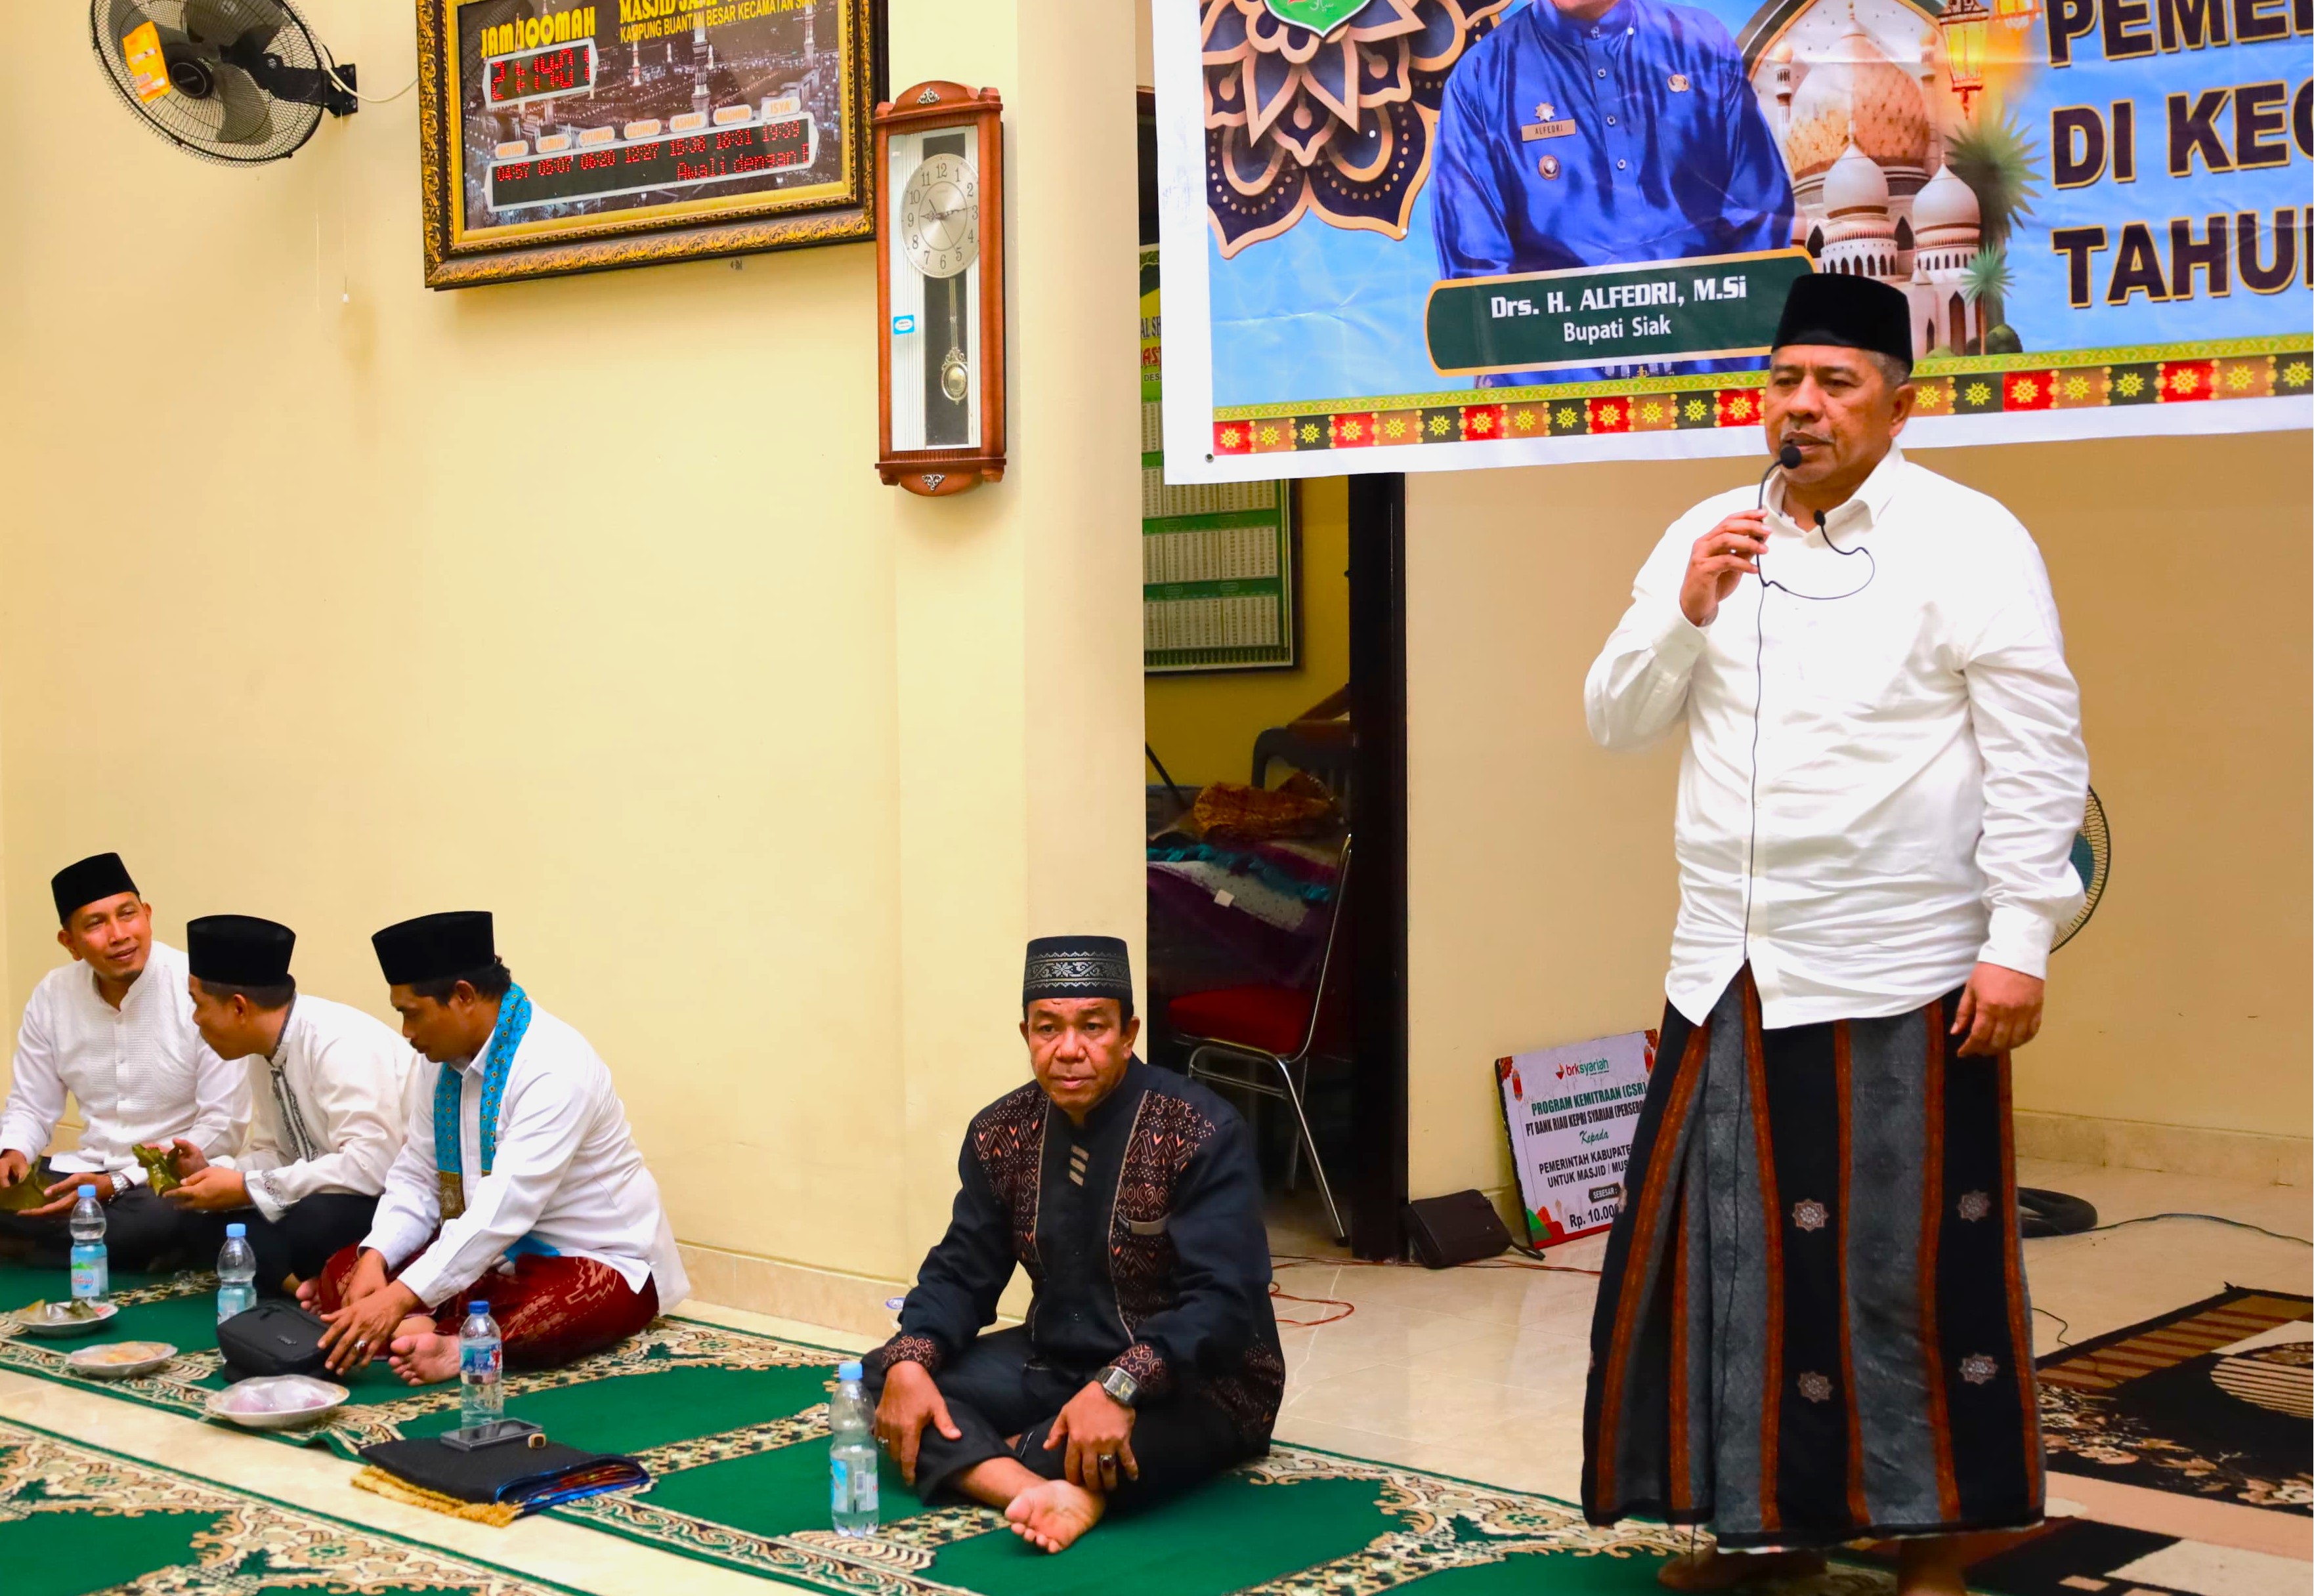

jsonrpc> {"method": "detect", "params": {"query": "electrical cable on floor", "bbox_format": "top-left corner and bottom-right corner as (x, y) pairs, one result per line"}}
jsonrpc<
(1273, 1249), (1602, 1276)
(1267, 1280), (1354, 1328)
(2059, 1212), (2312, 1247)
(2032, 1305), (2073, 1348)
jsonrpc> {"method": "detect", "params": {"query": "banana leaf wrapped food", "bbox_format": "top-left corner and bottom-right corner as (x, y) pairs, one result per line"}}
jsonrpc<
(135, 1144), (182, 1195)
(0, 1172), (49, 1211)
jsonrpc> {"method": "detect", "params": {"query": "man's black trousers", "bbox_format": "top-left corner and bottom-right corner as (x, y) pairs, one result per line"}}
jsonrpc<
(182, 1192), (379, 1296)
(867, 1326), (1258, 1509)
(0, 1162), (188, 1271)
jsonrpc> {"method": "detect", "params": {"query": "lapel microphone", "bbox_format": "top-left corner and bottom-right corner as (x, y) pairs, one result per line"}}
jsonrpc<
(1757, 440), (1803, 509)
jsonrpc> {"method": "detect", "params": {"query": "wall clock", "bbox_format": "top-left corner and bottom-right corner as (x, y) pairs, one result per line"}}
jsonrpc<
(875, 82), (1005, 496)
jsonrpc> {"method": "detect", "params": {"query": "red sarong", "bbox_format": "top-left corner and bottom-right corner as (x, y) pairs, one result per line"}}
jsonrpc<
(317, 1240), (658, 1370)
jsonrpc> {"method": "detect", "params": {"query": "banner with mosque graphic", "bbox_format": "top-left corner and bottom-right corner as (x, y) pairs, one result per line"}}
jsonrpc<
(1150, 0), (2311, 480)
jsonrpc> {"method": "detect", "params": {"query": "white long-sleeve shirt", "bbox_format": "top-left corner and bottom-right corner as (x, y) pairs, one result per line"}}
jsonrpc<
(0, 941), (248, 1183)
(363, 1000), (687, 1310)
(213, 996), (416, 1223)
(1585, 448), (2089, 1028)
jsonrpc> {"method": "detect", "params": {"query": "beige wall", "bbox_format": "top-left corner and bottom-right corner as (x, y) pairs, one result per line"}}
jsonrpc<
(1144, 480), (1351, 791)
(1405, 431), (2312, 1206)
(0, 0), (1144, 1290)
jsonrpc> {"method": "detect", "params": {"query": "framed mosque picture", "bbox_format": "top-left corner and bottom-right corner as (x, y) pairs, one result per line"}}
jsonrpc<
(416, 0), (882, 288)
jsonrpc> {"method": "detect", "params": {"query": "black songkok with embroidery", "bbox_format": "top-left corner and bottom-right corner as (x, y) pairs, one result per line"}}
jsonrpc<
(51, 853), (137, 924)
(1022, 935), (1134, 1017)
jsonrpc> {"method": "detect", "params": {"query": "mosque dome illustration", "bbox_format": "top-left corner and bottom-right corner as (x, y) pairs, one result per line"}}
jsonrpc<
(1753, 0), (1992, 356)
(1782, 10), (1931, 189)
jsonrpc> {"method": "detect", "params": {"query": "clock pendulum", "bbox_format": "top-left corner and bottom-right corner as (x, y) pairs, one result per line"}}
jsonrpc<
(939, 274), (970, 405)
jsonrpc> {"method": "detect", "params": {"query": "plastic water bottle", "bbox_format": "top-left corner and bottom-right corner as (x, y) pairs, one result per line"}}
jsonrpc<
(828, 1359), (880, 1536)
(68, 1186), (107, 1304)
(215, 1223), (257, 1324)
(459, 1301), (505, 1430)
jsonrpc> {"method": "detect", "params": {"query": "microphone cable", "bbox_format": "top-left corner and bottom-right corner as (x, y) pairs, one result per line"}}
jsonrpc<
(1740, 442), (1877, 957)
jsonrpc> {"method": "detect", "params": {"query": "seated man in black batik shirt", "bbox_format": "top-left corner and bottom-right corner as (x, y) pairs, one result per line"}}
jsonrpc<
(868, 936), (1284, 1554)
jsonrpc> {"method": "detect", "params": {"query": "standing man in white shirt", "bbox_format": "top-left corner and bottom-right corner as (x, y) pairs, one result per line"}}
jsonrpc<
(161, 915), (414, 1297)
(1579, 276), (2088, 1596)
(0, 854), (247, 1270)
(303, 912), (687, 1386)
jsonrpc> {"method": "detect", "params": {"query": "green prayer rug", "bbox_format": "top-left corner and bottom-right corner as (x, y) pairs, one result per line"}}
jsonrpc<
(0, 1413), (581, 1596)
(0, 1265), (1895, 1595)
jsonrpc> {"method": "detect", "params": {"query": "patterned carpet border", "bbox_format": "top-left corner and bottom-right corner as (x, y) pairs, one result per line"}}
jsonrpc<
(0, 1269), (848, 1458)
(0, 1412), (587, 1595)
(553, 1439), (1893, 1595)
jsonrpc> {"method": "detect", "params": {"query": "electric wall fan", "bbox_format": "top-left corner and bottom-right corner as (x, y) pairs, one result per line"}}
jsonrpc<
(91, 0), (355, 165)
(2018, 784), (2112, 1240)
(2053, 786), (2110, 951)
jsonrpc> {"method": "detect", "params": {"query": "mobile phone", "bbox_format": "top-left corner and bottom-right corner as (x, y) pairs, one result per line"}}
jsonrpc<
(440, 1418), (545, 1452)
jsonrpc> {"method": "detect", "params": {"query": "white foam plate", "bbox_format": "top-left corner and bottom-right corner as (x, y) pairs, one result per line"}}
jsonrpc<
(5, 1299), (119, 1338)
(205, 1375), (349, 1430)
(66, 1339), (175, 1378)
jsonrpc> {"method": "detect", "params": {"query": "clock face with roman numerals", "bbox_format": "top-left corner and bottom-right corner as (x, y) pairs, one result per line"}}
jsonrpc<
(900, 154), (978, 280)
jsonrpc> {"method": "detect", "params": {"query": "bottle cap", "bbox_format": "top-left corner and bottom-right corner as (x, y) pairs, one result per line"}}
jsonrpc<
(226, 1223), (246, 1238)
(837, 1359), (864, 1381)
(77, 1185), (96, 1198)
(470, 1301), (489, 1314)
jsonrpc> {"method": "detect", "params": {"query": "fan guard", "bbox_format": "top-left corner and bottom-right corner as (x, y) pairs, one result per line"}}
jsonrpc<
(2054, 785), (2110, 951)
(91, 0), (349, 166)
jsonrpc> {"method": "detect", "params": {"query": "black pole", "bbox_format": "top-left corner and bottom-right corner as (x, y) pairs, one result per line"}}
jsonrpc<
(1346, 472), (1409, 1261)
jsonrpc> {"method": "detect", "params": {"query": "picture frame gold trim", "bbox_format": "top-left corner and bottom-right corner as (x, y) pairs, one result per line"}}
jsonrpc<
(418, 0), (882, 289)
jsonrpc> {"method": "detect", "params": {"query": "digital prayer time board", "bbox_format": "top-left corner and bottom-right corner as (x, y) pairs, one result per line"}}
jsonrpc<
(488, 117), (817, 213)
(423, 0), (877, 287)
(485, 40), (597, 109)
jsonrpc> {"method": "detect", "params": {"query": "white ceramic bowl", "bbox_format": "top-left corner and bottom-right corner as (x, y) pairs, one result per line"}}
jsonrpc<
(205, 1375), (350, 1431)
(66, 1339), (176, 1379)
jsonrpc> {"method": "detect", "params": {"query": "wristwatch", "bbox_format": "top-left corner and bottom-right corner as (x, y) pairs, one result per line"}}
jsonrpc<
(1094, 1364), (1140, 1408)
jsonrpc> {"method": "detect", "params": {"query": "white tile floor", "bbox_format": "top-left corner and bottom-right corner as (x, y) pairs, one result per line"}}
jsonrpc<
(1264, 1160), (2313, 1505)
(0, 1159), (2301, 1593)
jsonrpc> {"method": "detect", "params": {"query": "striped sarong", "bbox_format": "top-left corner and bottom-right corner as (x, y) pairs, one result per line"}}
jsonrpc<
(1581, 967), (2044, 1549)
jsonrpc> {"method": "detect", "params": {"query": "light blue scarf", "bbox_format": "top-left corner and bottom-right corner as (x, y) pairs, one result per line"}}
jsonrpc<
(434, 985), (530, 1221)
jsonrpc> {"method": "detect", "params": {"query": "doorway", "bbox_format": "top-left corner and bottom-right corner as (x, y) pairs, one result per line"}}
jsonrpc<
(1134, 97), (1408, 1261)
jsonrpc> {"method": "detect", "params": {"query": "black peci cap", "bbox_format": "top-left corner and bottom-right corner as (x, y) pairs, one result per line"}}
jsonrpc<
(1022, 935), (1134, 1016)
(372, 911), (495, 986)
(187, 915), (296, 986)
(1771, 273), (1916, 372)
(51, 853), (138, 925)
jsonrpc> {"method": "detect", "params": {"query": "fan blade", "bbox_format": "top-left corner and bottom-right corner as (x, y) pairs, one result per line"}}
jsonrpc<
(181, 0), (279, 51)
(207, 60), (276, 146)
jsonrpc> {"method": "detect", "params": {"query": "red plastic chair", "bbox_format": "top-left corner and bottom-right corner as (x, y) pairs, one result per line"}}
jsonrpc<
(1167, 837), (1354, 1242)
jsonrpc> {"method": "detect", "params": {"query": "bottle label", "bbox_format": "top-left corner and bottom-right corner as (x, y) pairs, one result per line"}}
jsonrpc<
(461, 1342), (503, 1382)
(830, 1457), (849, 1514)
(70, 1255), (106, 1301)
(852, 1464), (878, 1515)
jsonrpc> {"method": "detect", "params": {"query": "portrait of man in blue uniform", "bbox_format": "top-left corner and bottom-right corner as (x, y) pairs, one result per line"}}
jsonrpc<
(1431, 0), (1796, 383)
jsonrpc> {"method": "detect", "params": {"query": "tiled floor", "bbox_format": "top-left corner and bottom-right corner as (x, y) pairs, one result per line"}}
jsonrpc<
(0, 1158), (2301, 1593)
(1264, 1160), (2313, 1505)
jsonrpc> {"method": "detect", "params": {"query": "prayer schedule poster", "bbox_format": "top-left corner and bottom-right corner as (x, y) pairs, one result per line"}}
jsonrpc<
(1497, 1030), (1656, 1247)
(1153, 0), (2311, 480)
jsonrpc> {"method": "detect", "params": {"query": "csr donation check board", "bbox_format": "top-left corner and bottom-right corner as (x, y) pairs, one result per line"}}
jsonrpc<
(1496, 1030), (1657, 1248)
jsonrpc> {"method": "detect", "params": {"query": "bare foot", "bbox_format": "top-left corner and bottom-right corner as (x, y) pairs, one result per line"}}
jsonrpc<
(386, 1329), (461, 1386)
(1004, 1479), (1106, 1553)
(1656, 1549), (1826, 1591)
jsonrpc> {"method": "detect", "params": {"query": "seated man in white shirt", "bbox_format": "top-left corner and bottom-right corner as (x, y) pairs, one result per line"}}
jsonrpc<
(0, 854), (247, 1270)
(303, 911), (687, 1385)
(161, 915), (414, 1297)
